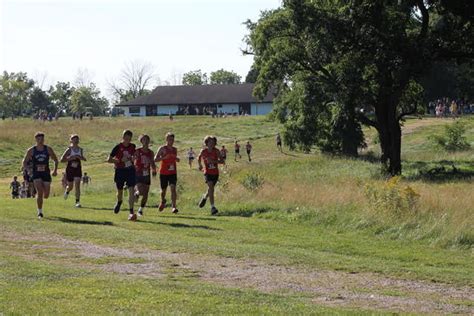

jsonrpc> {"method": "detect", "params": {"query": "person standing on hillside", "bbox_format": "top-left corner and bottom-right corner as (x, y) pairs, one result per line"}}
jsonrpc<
(10, 176), (21, 199)
(246, 141), (253, 162)
(276, 133), (283, 152)
(133, 134), (157, 217)
(234, 140), (241, 161)
(198, 136), (223, 216)
(61, 134), (86, 208)
(108, 130), (137, 221)
(82, 172), (91, 186)
(155, 132), (180, 214)
(22, 132), (59, 218)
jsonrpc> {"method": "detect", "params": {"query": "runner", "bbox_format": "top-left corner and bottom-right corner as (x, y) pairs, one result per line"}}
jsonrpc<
(198, 136), (223, 216)
(108, 130), (137, 221)
(234, 140), (241, 161)
(276, 133), (283, 152)
(246, 141), (253, 162)
(133, 134), (157, 217)
(22, 132), (59, 218)
(220, 145), (228, 170)
(22, 159), (35, 198)
(10, 176), (20, 199)
(154, 132), (180, 214)
(61, 134), (86, 208)
(82, 172), (91, 186)
(187, 147), (196, 169)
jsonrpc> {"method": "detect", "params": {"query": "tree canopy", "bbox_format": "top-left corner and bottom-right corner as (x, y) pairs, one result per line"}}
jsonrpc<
(245, 0), (474, 175)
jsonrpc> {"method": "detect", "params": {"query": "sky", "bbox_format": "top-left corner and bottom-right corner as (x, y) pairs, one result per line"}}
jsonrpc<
(0, 0), (280, 97)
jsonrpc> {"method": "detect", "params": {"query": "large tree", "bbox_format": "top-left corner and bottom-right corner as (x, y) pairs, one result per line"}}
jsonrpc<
(0, 71), (35, 116)
(209, 69), (241, 84)
(246, 0), (474, 175)
(182, 70), (208, 85)
(70, 84), (108, 116)
(109, 60), (156, 103)
(49, 82), (75, 114)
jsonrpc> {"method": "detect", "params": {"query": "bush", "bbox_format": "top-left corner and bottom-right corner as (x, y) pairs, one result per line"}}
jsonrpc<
(240, 172), (265, 191)
(364, 176), (420, 216)
(431, 121), (471, 151)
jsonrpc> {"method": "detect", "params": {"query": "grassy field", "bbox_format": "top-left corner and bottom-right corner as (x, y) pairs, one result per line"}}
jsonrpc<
(0, 115), (473, 314)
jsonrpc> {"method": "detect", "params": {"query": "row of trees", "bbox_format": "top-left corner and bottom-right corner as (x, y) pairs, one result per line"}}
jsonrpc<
(0, 71), (108, 117)
(182, 69), (243, 86)
(245, 0), (474, 175)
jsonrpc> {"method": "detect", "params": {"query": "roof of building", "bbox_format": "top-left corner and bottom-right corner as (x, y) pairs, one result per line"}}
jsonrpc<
(116, 83), (274, 106)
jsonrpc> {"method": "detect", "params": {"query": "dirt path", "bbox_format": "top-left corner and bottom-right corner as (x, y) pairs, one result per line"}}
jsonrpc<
(1, 228), (472, 314)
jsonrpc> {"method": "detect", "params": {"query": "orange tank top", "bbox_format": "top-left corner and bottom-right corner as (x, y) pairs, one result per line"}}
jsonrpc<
(159, 146), (177, 175)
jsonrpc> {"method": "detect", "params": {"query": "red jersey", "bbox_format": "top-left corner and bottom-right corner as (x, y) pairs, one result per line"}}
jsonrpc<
(135, 148), (154, 176)
(200, 148), (220, 175)
(235, 143), (240, 151)
(159, 146), (178, 175)
(110, 143), (136, 169)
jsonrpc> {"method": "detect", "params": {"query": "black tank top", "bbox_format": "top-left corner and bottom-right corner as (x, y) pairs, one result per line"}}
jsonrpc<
(32, 145), (50, 173)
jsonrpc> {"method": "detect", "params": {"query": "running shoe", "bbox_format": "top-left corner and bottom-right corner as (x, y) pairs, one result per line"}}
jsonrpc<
(211, 207), (219, 216)
(128, 213), (137, 221)
(172, 208), (179, 214)
(37, 211), (43, 219)
(158, 199), (166, 212)
(198, 195), (207, 208)
(75, 203), (81, 208)
(138, 208), (143, 217)
(113, 203), (121, 214)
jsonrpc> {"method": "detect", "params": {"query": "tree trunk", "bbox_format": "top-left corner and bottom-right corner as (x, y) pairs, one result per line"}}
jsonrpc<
(375, 99), (402, 176)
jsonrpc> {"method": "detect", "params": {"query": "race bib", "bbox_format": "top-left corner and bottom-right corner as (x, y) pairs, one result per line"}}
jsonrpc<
(71, 162), (79, 168)
(142, 170), (149, 176)
(208, 163), (216, 169)
(125, 161), (132, 168)
(168, 165), (175, 171)
(36, 165), (46, 172)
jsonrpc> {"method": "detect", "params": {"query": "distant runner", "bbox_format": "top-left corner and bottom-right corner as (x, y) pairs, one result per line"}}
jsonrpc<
(234, 141), (241, 161)
(198, 136), (223, 216)
(246, 141), (253, 162)
(10, 176), (20, 199)
(61, 134), (86, 208)
(220, 145), (228, 170)
(187, 147), (196, 169)
(108, 130), (137, 221)
(134, 134), (157, 217)
(155, 132), (180, 214)
(82, 173), (91, 186)
(22, 132), (59, 218)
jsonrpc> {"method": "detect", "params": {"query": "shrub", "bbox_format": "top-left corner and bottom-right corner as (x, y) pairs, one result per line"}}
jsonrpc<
(240, 172), (265, 191)
(364, 176), (420, 216)
(431, 121), (471, 151)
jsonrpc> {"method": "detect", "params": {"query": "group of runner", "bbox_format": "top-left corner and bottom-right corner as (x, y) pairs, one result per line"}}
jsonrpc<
(19, 129), (263, 220)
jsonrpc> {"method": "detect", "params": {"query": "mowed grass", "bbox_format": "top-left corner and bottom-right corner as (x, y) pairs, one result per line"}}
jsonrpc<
(0, 115), (473, 314)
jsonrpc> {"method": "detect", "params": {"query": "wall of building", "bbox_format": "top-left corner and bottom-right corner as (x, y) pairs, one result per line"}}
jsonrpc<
(219, 104), (239, 114)
(251, 103), (273, 116)
(124, 106), (146, 117)
(157, 105), (178, 115)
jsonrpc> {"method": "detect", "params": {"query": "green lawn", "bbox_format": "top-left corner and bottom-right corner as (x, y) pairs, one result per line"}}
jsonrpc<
(0, 115), (473, 314)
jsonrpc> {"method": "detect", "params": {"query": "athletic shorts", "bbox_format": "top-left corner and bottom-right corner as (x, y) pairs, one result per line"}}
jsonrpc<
(235, 149), (240, 154)
(136, 175), (151, 186)
(12, 191), (19, 197)
(32, 172), (52, 183)
(277, 142), (282, 146)
(66, 166), (82, 182)
(160, 174), (177, 189)
(247, 150), (251, 155)
(114, 167), (136, 189)
(188, 157), (194, 161)
(204, 174), (219, 186)
(222, 155), (227, 161)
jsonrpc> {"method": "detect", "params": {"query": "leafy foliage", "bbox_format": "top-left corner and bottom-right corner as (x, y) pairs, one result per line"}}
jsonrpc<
(182, 70), (208, 85)
(209, 69), (241, 85)
(431, 121), (471, 151)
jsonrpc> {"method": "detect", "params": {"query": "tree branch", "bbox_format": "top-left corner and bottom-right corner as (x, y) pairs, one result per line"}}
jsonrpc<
(416, 0), (429, 40)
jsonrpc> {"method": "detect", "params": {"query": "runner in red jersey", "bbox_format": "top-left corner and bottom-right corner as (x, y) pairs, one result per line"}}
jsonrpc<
(107, 130), (137, 221)
(234, 140), (241, 161)
(198, 135), (223, 215)
(133, 134), (157, 217)
(154, 132), (180, 213)
(220, 145), (228, 171)
(246, 141), (253, 162)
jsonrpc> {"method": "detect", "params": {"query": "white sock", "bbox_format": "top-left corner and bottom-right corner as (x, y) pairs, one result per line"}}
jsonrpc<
(37, 209), (43, 214)
(211, 204), (215, 209)
(138, 207), (143, 212)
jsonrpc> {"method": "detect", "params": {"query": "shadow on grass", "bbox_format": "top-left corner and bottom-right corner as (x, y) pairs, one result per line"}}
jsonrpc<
(159, 215), (217, 221)
(48, 216), (114, 226)
(81, 206), (112, 211)
(219, 207), (275, 218)
(404, 160), (474, 182)
(139, 220), (221, 231)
